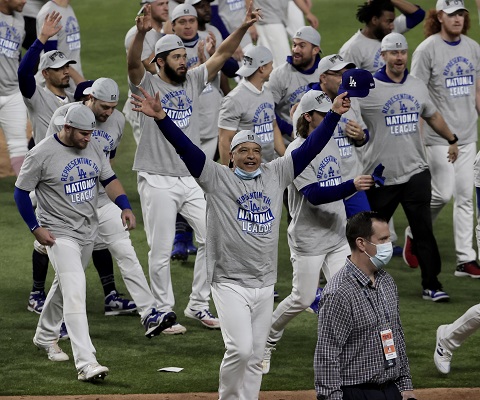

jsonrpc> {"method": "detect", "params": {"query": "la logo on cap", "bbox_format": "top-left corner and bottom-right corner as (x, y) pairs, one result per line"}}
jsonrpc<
(328, 54), (344, 63)
(349, 76), (357, 87)
(445, 0), (461, 6)
(111, 94), (117, 101)
(247, 134), (254, 140)
(243, 55), (253, 66)
(183, 8), (189, 14)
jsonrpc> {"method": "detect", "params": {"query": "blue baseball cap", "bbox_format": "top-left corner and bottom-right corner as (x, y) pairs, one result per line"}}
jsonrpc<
(337, 69), (375, 98)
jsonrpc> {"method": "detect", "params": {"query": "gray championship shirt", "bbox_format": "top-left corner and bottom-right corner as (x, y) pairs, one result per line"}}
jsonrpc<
(23, 86), (74, 143)
(411, 33), (480, 147)
(0, 10), (25, 96)
(218, 79), (276, 162)
(286, 136), (347, 256)
(197, 156), (294, 288)
(266, 60), (320, 127)
(36, 1), (83, 76)
(15, 135), (114, 245)
(46, 102), (126, 208)
(255, 0), (289, 25)
(339, 16), (408, 74)
(359, 72), (436, 185)
(129, 65), (208, 176)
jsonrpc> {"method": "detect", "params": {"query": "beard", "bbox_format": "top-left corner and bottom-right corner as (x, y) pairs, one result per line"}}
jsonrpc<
(163, 61), (187, 84)
(293, 55), (313, 69)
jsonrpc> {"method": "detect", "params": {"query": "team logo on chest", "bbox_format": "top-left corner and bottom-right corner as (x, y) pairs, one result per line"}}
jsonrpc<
(382, 93), (420, 136)
(252, 103), (274, 144)
(227, 0), (243, 11)
(443, 56), (475, 97)
(161, 89), (193, 129)
(334, 116), (354, 159)
(65, 16), (81, 51)
(236, 191), (274, 236)
(61, 157), (99, 204)
(317, 155), (342, 187)
(0, 23), (21, 58)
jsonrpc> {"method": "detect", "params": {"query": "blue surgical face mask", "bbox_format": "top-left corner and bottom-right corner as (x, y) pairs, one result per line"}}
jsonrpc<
(234, 166), (262, 180)
(364, 240), (393, 269)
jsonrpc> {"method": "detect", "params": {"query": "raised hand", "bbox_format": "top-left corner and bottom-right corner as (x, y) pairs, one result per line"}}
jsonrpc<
(39, 12), (62, 43)
(131, 86), (166, 120)
(135, 4), (152, 34)
(331, 92), (351, 115)
(242, 0), (263, 29)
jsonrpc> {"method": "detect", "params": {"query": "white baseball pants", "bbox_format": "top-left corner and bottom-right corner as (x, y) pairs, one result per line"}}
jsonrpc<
(427, 143), (477, 264)
(256, 23), (291, 69)
(95, 201), (157, 321)
(138, 173), (210, 312)
(34, 238), (97, 371)
(268, 243), (349, 344)
(0, 91), (28, 175)
(438, 304), (480, 351)
(212, 282), (274, 400)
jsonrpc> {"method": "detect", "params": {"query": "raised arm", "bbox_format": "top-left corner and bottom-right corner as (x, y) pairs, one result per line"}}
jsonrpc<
(18, 12), (62, 99)
(131, 87), (206, 177)
(128, 5), (153, 86)
(204, 1), (261, 82)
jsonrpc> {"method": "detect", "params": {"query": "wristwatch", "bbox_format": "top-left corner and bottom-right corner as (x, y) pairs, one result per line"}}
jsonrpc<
(448, 134), (458, 145)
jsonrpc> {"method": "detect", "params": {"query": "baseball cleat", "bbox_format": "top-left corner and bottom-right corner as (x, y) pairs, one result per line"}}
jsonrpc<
(305, 287), (323, 314)
(77, 363), (109, 382)
(171, 234), (188, 262)
(27, 290), (46, 314)
(422, 289), (450, 302)
(162, 322), (187, 335)
(104, 291), (137, 316)
(184, 308), (220, 329)
(454, 261), (480, 278)
(434, 325), (452, 374)
(262, 342), (276, 374)
(33, 337), (69, 362)
(403, 227), (419, 268)
(59, 321), (69, 341)
(184, 232), (198, 255)
(143, 309), (177, 338)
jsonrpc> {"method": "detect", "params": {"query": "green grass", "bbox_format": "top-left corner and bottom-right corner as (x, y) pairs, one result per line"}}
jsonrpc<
(1, 0), (480, 396)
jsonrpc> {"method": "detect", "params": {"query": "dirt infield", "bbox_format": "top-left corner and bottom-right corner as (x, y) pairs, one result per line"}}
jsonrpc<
(2, 388), (480, 400)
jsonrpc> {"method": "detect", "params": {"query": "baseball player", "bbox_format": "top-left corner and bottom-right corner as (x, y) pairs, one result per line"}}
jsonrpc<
(130, 83), (352, 400)
(46, 78), (177, 338)
(266, 26), (322, 140)
(254, 0), (318, 68)
(218, 45), (286, 166)
(14, 105), (132, 382)
(19, 13), (135, 318)
(359, 32), (459, 302)
(0, 0), (28, 176)
(123, 0), (169, 146)
(36, 0), (84, 83)
(127, 3), (258, 334)
(263, 88), (375, 375)
(339, 0), (425, 74)
(410, 0), (480, 277)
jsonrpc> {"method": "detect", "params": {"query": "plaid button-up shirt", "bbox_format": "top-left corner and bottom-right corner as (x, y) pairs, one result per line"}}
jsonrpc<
(314, 257), (413, 400)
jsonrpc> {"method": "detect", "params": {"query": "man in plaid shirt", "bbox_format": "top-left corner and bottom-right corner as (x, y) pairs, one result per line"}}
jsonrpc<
(314, 211), (416, 400)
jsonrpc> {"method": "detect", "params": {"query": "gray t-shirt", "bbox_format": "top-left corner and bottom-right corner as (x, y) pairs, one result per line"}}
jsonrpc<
(22, 0), (48, 18)
(129, 65), (208, 176)
(197, 156), (294, 288)
(142, 29), (163, 62)
(15, 135), (114, 245)
(255, 0), (289, 25)
(333, 99), (366, 180)
(46, 102), (126, 208)
(266, 61), (320, 126)
(217, 0), (251, 48)
(0, 11), (25, 95)
(23, 86), (74, 143)
(411, 33), (480, 146)
(339, 16), (408, 74)
(286, 136), (347, 256)
(37, 1), (82, 76)
(218, 80), (276, 162)
(359, 74), (436, 185)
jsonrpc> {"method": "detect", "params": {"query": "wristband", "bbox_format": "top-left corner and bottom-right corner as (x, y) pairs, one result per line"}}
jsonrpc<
(115, 194), (132, 210)
(447, 134), (458, 145)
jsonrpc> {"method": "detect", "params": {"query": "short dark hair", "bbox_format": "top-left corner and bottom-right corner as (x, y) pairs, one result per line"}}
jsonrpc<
(356, 0), (395, 24)
(154, 50), (172, 65)
(346, 211), (388, 250)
